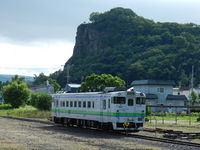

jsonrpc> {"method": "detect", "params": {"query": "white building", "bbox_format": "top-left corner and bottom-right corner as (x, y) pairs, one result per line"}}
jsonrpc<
(65, 84), (81, 93)
(131, 80), (188, 113)
(29, 85), (54, 94)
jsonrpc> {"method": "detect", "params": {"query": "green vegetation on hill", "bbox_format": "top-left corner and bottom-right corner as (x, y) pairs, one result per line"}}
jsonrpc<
(51, 7), (200, 87)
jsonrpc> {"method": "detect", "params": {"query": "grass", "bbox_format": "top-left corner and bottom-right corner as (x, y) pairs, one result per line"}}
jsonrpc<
(145, 120), (200, 132)
(0, 104), (51, 118)
(147, 112), (200, 121)
(147, 116), (199, 122)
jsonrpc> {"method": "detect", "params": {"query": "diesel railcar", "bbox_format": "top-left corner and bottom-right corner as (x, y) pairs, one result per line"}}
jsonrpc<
(52, 87), (146, 131)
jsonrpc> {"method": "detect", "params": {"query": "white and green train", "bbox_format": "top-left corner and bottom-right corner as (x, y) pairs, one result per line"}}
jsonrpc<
(52, 87), (146, 131)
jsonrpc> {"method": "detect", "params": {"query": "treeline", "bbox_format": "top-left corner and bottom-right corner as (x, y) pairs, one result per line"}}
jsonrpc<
(50, 7), (200, 87)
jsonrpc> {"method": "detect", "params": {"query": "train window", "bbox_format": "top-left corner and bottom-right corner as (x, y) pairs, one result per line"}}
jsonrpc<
(66, 101), (69, 107)
(113, 97), (126, 104)
(78, 101), (81, 107)
(70, 101), (73, 107)
(136, 98), (145, 104)
(108, 99), (110, 108)
(83, 101), (86, 108)
(103, 100), (106, 109)
(92, 101), (94, 108)
(74, 101), (77, 107)
(128, 99), (134, 106)
(87, 101), (91, 108)
(60, 101), (65, 107)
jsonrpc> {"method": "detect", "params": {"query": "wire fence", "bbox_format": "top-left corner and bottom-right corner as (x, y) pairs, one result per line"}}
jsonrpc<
(146, 105), (200, 126)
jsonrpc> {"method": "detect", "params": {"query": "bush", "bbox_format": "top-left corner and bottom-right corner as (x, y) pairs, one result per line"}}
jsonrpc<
(30, 93), (39, 107)
(30, 93), (52, 111)
(0, 104), (12, 110)
(2, 80), (31, 108)
(191, 108), (200, 113)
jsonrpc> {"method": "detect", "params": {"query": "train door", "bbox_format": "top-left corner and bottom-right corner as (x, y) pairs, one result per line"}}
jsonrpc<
(107, 98), (111, 121)
(56, 99), (60, 116)
(100, 95), (104, 123)
(127, 96), (135, 112)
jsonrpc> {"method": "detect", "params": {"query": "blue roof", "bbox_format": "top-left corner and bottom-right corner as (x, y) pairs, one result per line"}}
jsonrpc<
(0, 96), (3, 101)
(131, 80), (175, 86)
(146, 93), (158, 99)
(166, 94), (187, 101)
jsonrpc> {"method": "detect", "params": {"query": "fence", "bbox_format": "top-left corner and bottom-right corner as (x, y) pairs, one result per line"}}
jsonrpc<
(146, 105), (200, 125)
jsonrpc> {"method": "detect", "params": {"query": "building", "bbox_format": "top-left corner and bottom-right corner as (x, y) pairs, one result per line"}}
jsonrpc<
(173, 87), (200, 106)
(65, 84), (81, 93)
(29, 85), (54, 94)
(131, 80), (188, 113)
(0, 96), (4, 104)
(173, 87), (190, 98)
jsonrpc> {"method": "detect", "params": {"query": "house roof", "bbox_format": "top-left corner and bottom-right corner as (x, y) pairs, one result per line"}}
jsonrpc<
(145, 93), (158, 99)
(0, 96), (3, 101)
(28, 85), (53, 89)
(67, 84), (81, 88)
(131, 80), (175, 86)
(166, 94), (188, 101)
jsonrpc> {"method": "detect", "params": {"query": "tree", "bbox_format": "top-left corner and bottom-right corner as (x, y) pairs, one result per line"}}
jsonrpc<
(2, 76), (31, 108)
(33, 73), (61, 92)
(89, 12), (101, 23)
(190, 91), (198, 105)
(30, 92), (52, 111)
(80, 73), (125, 92)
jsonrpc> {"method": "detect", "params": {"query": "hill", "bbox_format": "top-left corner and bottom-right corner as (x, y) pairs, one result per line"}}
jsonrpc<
(50, 7), (200, 87)
(0, 74), (34, 83)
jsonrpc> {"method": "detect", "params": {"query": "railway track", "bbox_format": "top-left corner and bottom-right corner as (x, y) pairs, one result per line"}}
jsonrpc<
(0, 116), (53, 125)
(127, 133), (200, 148)
(1, 116), (200, 148)
(144, 127), (200, 139)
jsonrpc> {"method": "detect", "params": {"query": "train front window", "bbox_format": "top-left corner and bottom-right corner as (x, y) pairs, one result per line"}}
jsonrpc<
(136, 97), (145, 104)
(113, 97), (126, 104)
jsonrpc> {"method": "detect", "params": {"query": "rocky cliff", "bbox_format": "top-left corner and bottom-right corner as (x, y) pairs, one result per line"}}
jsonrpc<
(51, 7), (200, 87)
(71, 24), (105, 58)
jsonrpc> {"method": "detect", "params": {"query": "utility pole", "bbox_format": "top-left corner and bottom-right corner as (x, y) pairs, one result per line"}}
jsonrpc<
(189, 65), (194, 115)
(66, 64), (71, 85)
(66, 64), (73, 84)
(191, 65), (194, 92)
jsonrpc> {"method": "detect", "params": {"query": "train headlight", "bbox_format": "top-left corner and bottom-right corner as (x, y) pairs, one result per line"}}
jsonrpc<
(124, 121), (130, 127)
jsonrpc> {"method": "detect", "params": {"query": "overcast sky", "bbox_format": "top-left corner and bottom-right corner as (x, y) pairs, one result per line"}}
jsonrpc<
(0, 0), (200, 76)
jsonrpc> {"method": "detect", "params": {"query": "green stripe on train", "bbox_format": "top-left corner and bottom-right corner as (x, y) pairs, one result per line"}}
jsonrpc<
(52, 109), (145, 117)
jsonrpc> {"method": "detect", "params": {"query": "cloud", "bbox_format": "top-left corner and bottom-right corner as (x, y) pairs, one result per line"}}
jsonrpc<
(1, 0), (199, 43)
(0, 0), (200, 43)
(0, 0), (200, 76)
(0, 39), (74, 75)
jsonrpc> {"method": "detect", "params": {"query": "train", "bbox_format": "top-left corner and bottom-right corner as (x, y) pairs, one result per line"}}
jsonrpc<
(51, 87), (146, 131)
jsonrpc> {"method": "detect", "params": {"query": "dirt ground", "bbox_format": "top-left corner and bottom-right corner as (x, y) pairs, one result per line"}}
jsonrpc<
(0, 117), (198, 150)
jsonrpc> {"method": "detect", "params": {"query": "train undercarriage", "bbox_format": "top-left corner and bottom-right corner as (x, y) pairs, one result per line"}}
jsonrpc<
(53, 116), (142, 131)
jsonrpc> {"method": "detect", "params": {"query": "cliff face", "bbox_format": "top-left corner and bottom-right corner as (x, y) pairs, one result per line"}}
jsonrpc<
(51, 7), (200, 87)
(71, 24), (105, 58)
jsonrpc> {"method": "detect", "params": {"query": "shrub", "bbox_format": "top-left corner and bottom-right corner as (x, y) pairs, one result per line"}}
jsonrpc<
(30, 93), (39, 107)
(2, 80), (31, 108)
(30, 93), (52, 111)
(191, 108), (200, 113)
(0, 104), (12, 110)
